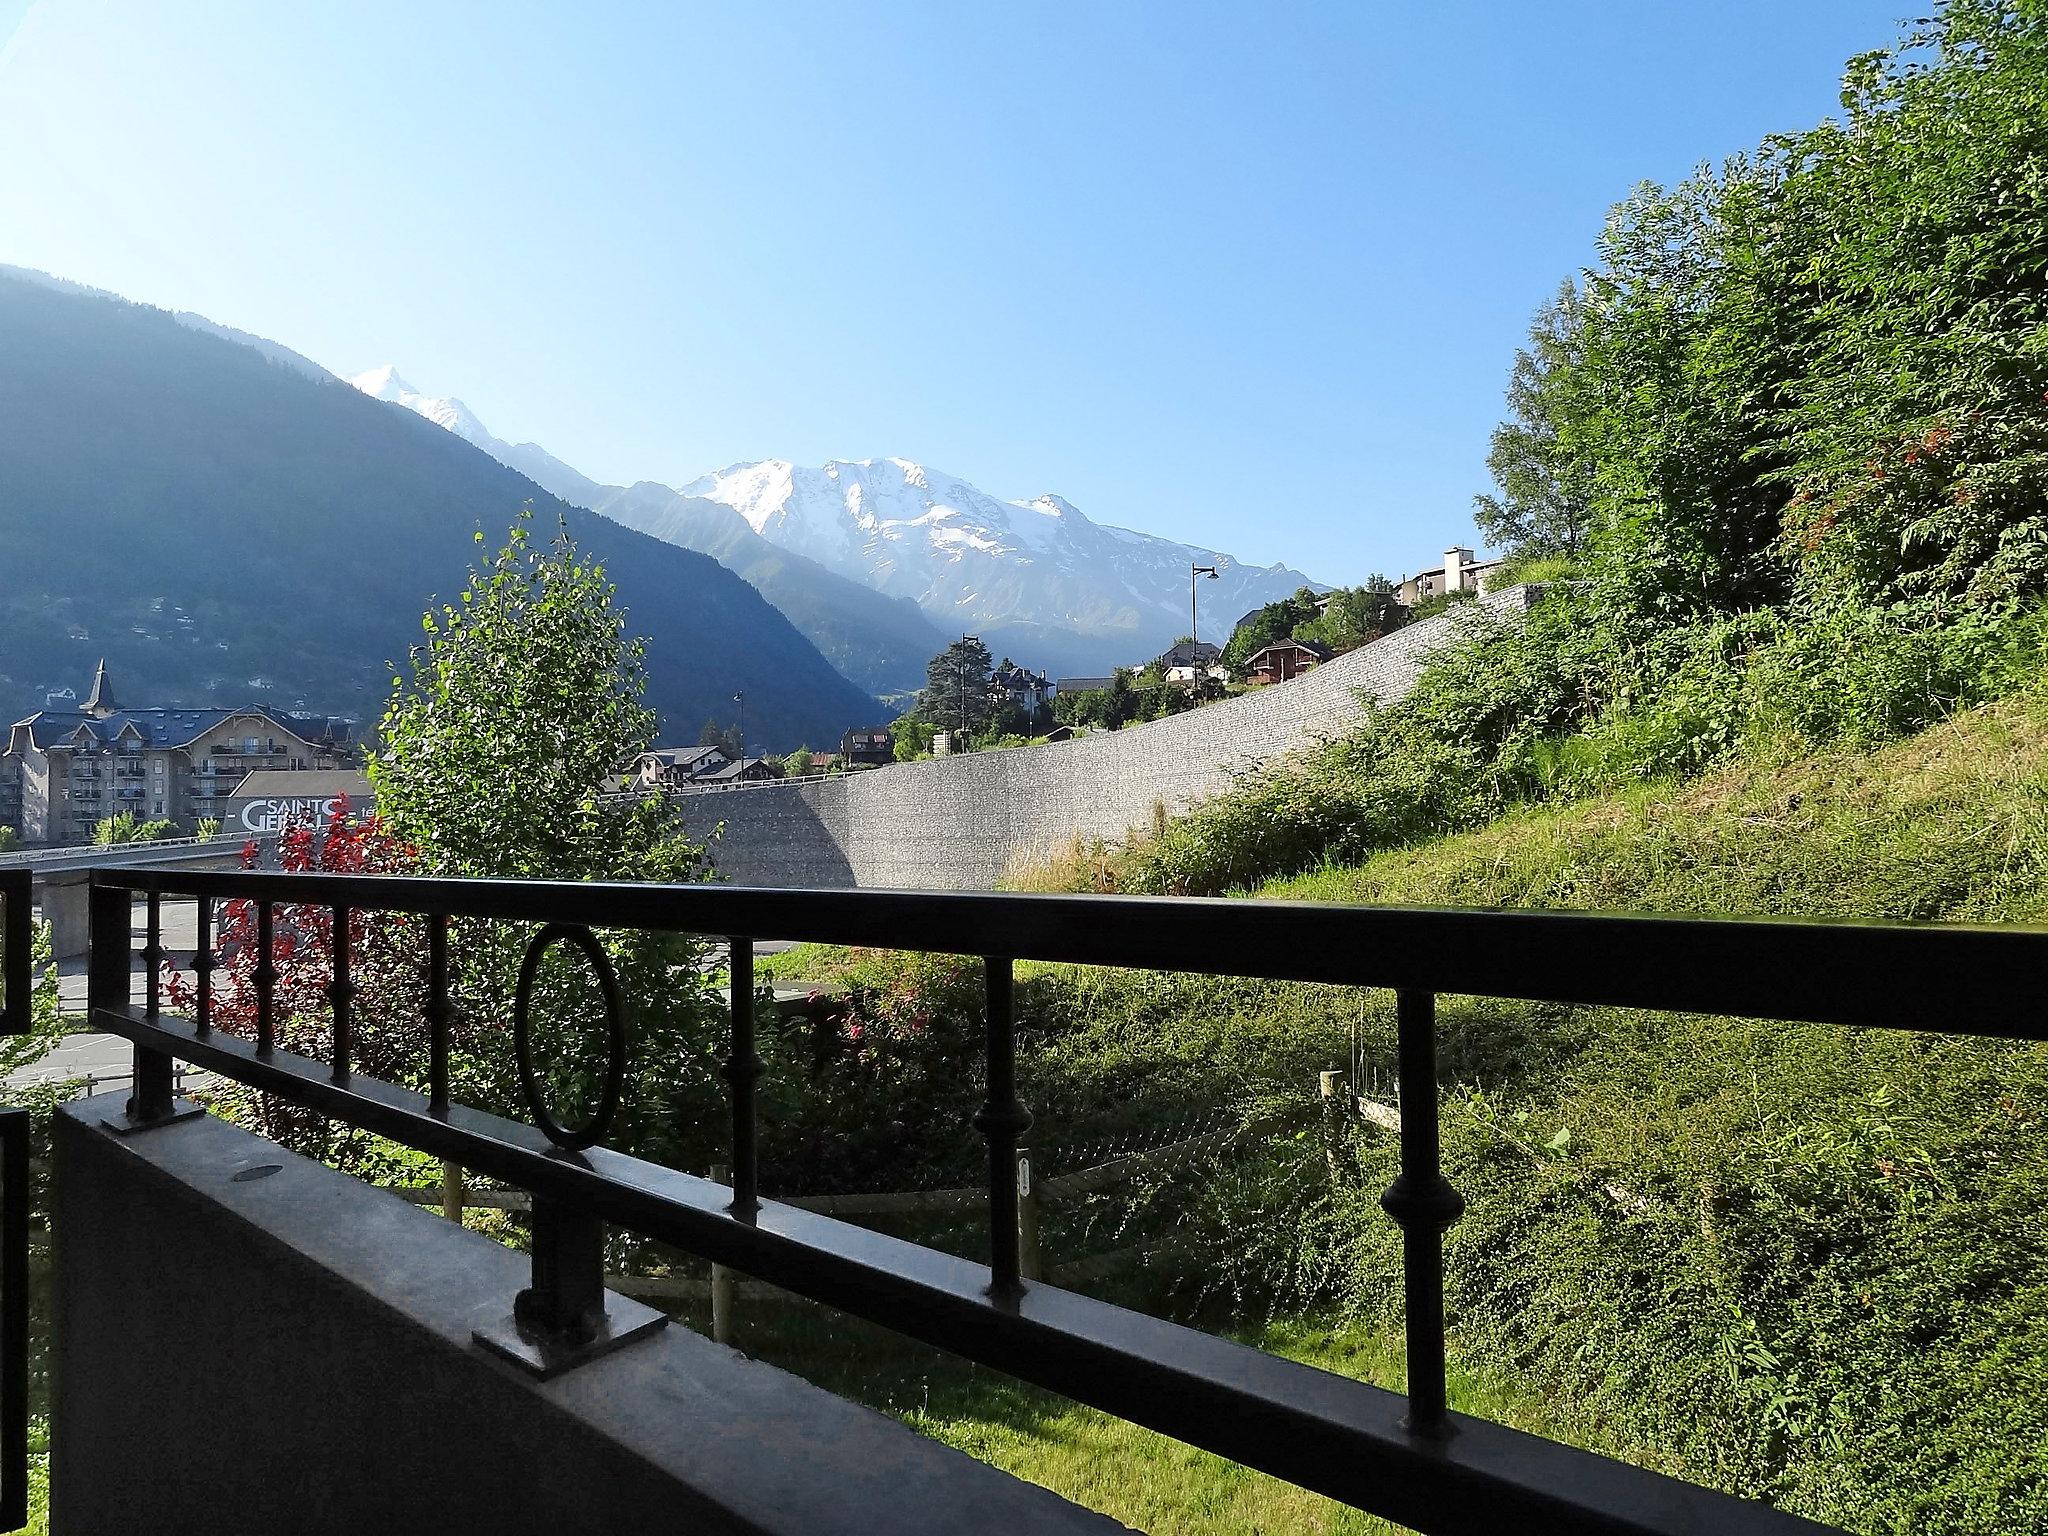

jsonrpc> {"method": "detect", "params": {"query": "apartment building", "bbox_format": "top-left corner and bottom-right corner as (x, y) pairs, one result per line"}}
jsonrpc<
(0, 661), (357, 845)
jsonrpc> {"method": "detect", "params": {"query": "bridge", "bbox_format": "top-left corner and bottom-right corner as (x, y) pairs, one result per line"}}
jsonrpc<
(0, 836), (271, 958)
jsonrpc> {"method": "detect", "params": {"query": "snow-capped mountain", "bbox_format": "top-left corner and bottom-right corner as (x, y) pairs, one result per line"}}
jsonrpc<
(347, 366), (601, 507)
(681, 457), (1320, 661)
(349, 368), (1323, 675)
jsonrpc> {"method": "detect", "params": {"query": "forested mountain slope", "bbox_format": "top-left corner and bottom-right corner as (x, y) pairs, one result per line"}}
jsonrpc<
(0, 274), (878, 747)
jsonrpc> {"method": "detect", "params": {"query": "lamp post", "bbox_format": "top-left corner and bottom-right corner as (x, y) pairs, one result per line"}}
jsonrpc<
(732, 690), (745, 760)
(1191, 563), (1219, 681)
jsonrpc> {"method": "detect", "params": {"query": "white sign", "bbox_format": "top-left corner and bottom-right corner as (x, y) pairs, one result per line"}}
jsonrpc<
(235, 795), (352, 835)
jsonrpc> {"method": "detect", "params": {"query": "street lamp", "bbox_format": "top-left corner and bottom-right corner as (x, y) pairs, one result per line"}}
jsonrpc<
(1190, 563), (1219, 678)
(732, 690), (745, 760)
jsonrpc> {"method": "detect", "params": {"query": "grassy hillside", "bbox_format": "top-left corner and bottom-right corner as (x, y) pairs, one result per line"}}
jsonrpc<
(767, 681), (2048, 1533)
(1264, 681), (2048, 921)
(0, 272), (878, 747)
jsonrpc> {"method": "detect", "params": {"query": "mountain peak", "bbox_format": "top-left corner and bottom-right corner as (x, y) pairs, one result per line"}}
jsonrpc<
(347, 365), (492, 445)
(680, 457), (1322, 661)
(348, 364), (414, 401)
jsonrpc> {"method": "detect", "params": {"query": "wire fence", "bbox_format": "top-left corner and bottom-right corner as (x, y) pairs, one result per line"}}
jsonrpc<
(402, 1101), (1323, 1323)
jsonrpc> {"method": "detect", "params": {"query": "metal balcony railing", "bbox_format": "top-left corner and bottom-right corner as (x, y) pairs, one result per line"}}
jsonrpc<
(72, 870), (2048, 1534)
(0, 872), (34, 1531)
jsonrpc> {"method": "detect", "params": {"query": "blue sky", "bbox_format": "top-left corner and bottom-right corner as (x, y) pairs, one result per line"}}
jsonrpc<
(0, 1), (1908, 585)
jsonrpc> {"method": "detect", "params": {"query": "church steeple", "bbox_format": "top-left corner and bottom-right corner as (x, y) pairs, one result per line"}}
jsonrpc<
(84, 659), (117, 719)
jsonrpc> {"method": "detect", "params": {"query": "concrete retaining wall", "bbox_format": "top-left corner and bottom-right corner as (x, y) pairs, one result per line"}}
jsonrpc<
(50, 1102), (1118, 1535)
(680, 588), (1539, 891)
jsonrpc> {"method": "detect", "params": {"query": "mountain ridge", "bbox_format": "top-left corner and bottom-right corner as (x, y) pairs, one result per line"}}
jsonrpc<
(0, 272), (879, 749)
(350, 373), (1325, 677)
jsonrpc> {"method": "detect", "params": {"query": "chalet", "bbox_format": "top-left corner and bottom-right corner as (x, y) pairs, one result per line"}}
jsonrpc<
(1154, 639), (1223, 672)
(841, 728), (894, 768)
(989, 661), (1053, 717)
(1244, 637), (1332, 685)
(1054, 676), (1117, 696)
(1156, 639), (1228, 687)
(635, 745), (732, 789)
(693, 756), (781, 785)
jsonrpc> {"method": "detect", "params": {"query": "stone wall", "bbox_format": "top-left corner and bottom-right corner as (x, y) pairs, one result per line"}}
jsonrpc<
(679, 588), (1538, 891)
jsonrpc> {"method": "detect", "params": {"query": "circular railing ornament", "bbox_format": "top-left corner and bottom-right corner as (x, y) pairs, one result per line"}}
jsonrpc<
(513, 923), (629, 1151)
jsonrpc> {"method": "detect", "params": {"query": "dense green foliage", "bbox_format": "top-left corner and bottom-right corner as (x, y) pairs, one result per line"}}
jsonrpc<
(1048, 667), (1214, 733)
(923, 636), (997, 737)
(0, 269), (876, 747)
(197, 519), (726, 1172)
(889, 640), (1067, 755)
(89, 812), (176, 846)
(1488, 0), (2048, 620)
(1221, 581), (1402, 676)
(371, 512), (700, 883)
(1076, 2), (2048, 899)
(363, 516), (721, 1168)
(788, 679), (2048, 1531)
(1116, 596), (2048, 895)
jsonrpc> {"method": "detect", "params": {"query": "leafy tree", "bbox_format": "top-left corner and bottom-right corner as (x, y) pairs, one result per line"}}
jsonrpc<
(1473, 283), (1598, 560)
(1468, 2), (2048, 624)
(1224, 583), (1402, 675)
(1297, 581), (1403, 653)
(92, 812), (176, 845)
(0, 827), (17, 854)
(363, 513), (724, 1168)
(891, 711), (935, 761)
(924, 636), (995, 736)
(371, 510), (700, 884)
(0, 913), (64, 1084)
(697, 718), (744, 758)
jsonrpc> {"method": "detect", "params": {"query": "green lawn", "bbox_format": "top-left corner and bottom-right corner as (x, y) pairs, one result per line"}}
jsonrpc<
(702, 1299), (1577, 1535)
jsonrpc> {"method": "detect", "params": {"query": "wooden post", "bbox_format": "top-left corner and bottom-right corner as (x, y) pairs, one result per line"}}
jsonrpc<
(440, 1159), (465, 1223)
(710, 1163), (735, 1344)
(1016, 1145), (1042, 1283)
(1320, 1069), (1348, 1183)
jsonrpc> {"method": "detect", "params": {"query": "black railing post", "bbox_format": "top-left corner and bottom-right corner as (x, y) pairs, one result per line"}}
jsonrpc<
(328, 904), (353, 1081)
(1379, 988), (1465, 1435)
(0, 871), (27, 1042)
(254, 900), (276, 1054)
(192, 895), (213, 1036)
(974, 955), (1032, 1298)
(516, 1195), (607, 1346)
(0, 1108), (24, 1533)
(141, 888), (161, 1018)
(426, 913), (451, 1113)
(88, 878), (169, 1123)
(722, 937), (761, 1220)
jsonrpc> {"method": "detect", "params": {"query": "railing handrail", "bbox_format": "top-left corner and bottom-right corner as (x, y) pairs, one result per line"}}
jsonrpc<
(670, 770), (840, 794)
(90, 867), (2048, 1035)
(0, 835), (264, 870)
(75, 867), (1952, 1535)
